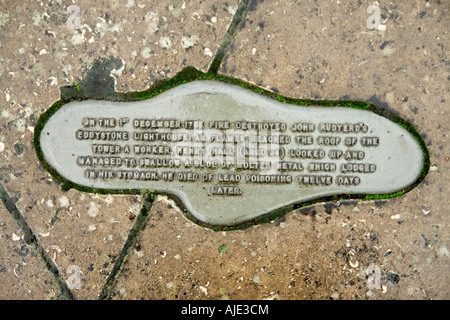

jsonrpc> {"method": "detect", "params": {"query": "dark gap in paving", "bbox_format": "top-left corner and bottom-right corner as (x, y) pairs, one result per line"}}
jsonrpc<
(98, 190), (157, 300)
(0, 181), (76, 300)
(208, 0), (255, 74)
(60, 56), (123, 101)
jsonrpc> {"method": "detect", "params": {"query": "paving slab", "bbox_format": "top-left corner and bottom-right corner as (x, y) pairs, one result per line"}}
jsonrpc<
(0, 205), (58, 299)
(0, 0), (448, 301)
(113, 195), (449, 300)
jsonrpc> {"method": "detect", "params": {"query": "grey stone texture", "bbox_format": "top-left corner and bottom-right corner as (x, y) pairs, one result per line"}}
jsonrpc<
(0, 205), (57, 299)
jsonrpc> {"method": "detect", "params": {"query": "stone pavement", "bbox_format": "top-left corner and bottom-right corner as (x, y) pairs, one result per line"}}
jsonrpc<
(0, 0), (448, 300)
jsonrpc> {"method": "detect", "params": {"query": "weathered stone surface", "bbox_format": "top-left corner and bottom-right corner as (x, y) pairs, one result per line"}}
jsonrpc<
(113, 195), (449, 300)
(0, 206), (58, 299)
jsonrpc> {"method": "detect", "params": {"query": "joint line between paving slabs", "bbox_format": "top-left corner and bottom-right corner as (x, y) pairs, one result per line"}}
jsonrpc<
(0, 181), (76, 300)
(98, 191), (157, 300)
(208, 0), (254, 74)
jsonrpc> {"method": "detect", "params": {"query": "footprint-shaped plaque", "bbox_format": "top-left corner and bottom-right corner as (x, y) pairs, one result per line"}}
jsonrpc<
(35, 71), (429, 229)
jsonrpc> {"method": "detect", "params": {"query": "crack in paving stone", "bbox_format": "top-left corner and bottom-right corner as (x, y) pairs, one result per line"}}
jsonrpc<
(98, 190), (157, 300)
(50, 207), (64, 227)
(208, 0), (255, 74)
(0, 180), (76, 300)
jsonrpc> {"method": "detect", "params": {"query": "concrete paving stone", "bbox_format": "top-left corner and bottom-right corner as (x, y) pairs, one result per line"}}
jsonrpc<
(0, 0), (238, 299)
(0, 205), (58, 299)
(219, 0), (449, 299)
(113, 195), (449, 300)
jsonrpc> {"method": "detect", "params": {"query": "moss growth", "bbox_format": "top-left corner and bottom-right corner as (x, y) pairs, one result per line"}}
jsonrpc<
(34, 66), (430, 231)
(218, 243), (227, 255)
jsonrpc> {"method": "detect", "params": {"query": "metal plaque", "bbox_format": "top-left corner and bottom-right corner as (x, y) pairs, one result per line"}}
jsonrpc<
(36, 80), (427, 227)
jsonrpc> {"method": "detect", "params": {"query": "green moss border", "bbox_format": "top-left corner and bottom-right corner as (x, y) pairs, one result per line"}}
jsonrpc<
(34, 66), (430, 231)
